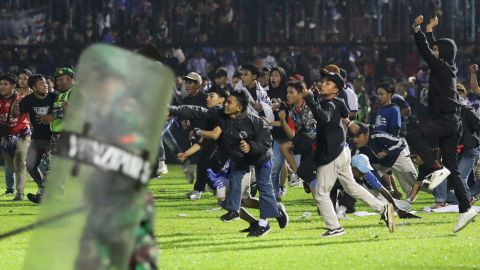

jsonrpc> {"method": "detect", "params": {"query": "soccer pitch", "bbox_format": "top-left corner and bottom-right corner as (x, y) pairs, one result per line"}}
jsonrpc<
(0, 165), (478, 269)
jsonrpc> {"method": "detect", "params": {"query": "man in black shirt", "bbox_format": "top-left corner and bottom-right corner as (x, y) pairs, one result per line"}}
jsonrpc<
(19, 74), (56, 203)
(409, 16), (475, 232)
(304, 69), (394, 237)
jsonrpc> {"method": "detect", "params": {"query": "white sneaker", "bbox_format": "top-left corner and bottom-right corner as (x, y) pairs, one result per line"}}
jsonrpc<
(157, 161), (168, 175)
(288, 174), (303, 187)
(336, 205), (351, 220)
(427, 167), (450, 190)
(453, 208), (477, 233)
(189, 190), (202, 201)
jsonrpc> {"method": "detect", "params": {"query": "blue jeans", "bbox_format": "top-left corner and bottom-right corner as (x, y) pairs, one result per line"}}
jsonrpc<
(433, 147), (480, 202)
(5, 166), (14, 192)
(223, 160), (279, 219)
(271, 140), (284, 197)
(271, 140), (300, 197)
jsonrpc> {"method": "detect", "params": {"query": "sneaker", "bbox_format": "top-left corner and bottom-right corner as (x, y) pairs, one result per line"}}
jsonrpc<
(427, 167), (451, 190)
(321, 227), (345, 238)
(276, 203), (289, 229)
(27, 193), (42, 204)
(288, 174), (303, 187)
(308, 23), (316, 29)
(247, 224), (271, 237)
(397, 209), (422, 219)
(239, 221), (259, 233)
(157, 161), (168, 175)
(336, 205), (351, 220)
(3, 190), (14, 196)
(380, 203), (395, 233)
(189, 190), (202, 201)
(453, 208), (477, 233)
(12, 194), (24, 201)
(279, 186), (287, 197)
(220, 211), (240, 222)
(185, 190), (194, 198)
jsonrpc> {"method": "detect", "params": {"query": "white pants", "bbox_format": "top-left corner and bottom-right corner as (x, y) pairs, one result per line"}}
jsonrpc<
(374, 148), (417, 193)
(314, 147), (385, 230)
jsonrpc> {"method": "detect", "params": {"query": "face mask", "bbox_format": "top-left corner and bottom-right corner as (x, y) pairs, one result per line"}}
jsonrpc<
(459, 96), (468, 105)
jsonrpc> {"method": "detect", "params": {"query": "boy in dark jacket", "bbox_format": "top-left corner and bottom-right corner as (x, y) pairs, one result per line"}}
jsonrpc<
(169, 90), (288, 237)
(352, 123), (416, 196)
(408, 15), (476, 232)
(303, 69), (394, 237)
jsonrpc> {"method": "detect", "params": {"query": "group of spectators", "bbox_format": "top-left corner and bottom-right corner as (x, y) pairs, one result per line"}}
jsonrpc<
(161, 16), (480, 238)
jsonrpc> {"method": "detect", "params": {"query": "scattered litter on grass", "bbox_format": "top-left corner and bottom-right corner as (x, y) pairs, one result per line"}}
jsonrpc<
(423, 205), (480, 213)
(206, 207), (221, 212)
(299, 212), (312, 219)
(353, 211), (377, 217)
(177, 213), (190, 217)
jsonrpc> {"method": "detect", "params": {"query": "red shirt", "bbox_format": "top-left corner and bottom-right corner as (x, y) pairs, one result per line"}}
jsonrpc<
(0, 93), (30, 135)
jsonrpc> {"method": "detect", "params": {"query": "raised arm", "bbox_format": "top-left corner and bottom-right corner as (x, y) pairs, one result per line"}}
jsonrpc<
(169, 105), (212, 120)
(197, 126), (222, 140)
(425, 16), (438, 44)
(413, 15), (441, 70)
(304, 94), (334, 123)
(470, 64), (480, 96)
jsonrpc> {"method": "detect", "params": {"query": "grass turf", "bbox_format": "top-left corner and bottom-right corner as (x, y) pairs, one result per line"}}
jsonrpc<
(0, 165), (478, 269)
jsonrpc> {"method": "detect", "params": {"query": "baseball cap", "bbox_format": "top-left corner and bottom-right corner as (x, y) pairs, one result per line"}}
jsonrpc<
(351, 154), (374, 173)
(319, 68), (345, 91)
(54, 67), (75, 79)
(183, 72), (202, 84)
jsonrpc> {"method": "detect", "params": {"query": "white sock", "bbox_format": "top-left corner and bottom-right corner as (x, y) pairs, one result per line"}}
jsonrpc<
(259, 219), (268, 227)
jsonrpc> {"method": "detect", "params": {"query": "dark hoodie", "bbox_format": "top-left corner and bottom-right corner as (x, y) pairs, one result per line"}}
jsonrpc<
(414, 30), (460, 119)
(267, 66), (289, 142)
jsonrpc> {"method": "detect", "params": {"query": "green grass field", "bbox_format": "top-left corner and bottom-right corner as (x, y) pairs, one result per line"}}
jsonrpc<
(0, 165), (479, 270)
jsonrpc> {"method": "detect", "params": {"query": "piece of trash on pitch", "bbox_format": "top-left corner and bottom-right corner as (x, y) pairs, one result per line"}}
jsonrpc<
(353, 211), (377, 217)
(177, 213), (189, 217)
(300, 212), (312, 218)
(206, 207), (221, 211)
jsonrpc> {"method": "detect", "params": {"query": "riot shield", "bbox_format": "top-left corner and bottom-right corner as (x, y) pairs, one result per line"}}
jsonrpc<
(23, 44), (174, 270)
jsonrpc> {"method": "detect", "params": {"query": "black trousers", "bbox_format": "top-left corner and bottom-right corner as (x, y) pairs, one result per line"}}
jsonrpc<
(193, 147), (216, 192)
(406, 114), (470, 213)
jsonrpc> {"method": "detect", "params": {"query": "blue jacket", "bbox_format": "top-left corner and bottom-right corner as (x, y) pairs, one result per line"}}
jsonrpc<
(373, 104), (401, 136)
(352, 131), (405, 168)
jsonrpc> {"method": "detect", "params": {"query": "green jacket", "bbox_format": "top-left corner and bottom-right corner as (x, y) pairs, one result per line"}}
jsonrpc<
(50, 86), (75, 133)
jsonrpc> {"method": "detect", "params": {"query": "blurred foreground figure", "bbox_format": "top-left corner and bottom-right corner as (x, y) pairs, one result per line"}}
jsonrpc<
(24, 44), (174, 270)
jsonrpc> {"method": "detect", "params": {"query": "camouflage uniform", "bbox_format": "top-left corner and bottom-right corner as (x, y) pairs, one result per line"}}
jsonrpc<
(129, 191), (158, 270)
